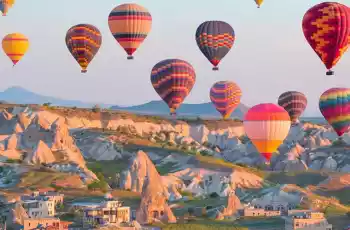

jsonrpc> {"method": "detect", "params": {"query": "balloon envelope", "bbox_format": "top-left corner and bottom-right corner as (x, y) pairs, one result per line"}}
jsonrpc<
(278, 91), (307, 124)
(195, 21), (235, 70)
(302, 2), (350, 74)
(319, 88), (350, 137)
(244, 103), (291, 162)
(0, 0), (15, 16)
(210, 81), (242, 119)
(150, 59), (196, 114)
(65, 24), (102, 73)
(108, 3), (152, 59)
(255, 0), (263, 7)
(2, 33), (29, 66)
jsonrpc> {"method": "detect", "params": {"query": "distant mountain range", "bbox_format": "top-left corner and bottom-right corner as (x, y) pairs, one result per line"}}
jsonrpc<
(111, 100), (249, 119)
(0, 86), (111, 108)
(0, 86), (322, 120)
(0, 86), (249, 119)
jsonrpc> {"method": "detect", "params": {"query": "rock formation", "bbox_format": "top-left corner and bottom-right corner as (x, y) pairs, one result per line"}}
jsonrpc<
(24, 140), (56, 165)
(222, 191), (242, 216)
(136, 176), (176, 224)
(11, 203), (28, 225)
(121, 150), (169, 196)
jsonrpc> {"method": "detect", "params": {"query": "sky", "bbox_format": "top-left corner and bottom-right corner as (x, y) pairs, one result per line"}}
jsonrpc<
(0, 0), (350, 116)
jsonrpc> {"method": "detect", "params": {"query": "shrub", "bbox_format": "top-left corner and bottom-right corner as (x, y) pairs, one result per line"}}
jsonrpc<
(92, 104), (101, 113)
(199, 150), (211, 156)
(6, 159), (22, 164)
(43, 102), (52, 107)
(209, 192), (219, 198)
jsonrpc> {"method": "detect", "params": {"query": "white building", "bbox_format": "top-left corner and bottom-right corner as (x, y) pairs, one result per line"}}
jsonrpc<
(82, 194), (130, 227)
(285, 211), (332, 230)
(21, 199), (56, 218)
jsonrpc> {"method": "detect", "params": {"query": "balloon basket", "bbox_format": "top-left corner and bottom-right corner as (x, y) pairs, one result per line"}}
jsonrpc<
(127, 56), (134, 60)
(81, 69), (87, 73)
(326, 70), (334, 75)
(212, 66), (219, 71)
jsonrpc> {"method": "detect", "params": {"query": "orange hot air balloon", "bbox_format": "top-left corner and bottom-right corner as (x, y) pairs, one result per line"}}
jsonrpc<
(108, 3), (152, 60)
(243, 103), (291, 163)
(2, 33), (29, 66)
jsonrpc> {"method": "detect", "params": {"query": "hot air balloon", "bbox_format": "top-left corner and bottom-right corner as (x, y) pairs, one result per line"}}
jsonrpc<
(108, 3), (152, 60)
(255, 0), (263, 8)
(319, 88), (350, 137)
(210, 81), (242, 119)
(151, 59), (196, 115)
(2, 33), (29, 66)
(195, 21), (235, 71)
(278, 91), (307, 125)
(302, 2), (350, 75)
(244, 103), (291, 163)
(0, 0), (15, 16)
(65, 24), (102, 73)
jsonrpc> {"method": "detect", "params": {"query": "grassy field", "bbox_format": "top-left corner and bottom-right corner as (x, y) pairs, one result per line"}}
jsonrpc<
(153, 217), (284, 230)
(18, 170), (67, 189)
(86, 159), (129, 178)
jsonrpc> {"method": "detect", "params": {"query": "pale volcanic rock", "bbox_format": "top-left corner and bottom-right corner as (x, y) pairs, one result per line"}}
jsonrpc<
(121, 150), (169, 197)
(0, 134), (22, 160)
(136, 177), (176, 224)
(11, 203), (28, 225)
(24, 140), (56, 165)
(222, 191), (242, 216)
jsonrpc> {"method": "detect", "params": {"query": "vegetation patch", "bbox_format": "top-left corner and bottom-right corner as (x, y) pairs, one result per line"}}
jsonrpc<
(265, 172), (328, 187)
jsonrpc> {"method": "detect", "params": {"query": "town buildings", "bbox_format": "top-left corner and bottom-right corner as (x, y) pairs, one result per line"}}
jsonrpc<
(285, 211), (333, 230)
(82, 194), (131, 228)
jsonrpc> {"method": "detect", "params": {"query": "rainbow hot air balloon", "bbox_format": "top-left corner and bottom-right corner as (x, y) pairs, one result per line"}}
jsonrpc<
(108, 3), (152, 60)
(195, 21), (235, 71)
(319, 88), (350, 137)
(210, 81), (242, 119)
(278, 91), (307, 125)
(2, 33), (29, 66)
(151, 59), (196, 115)
(255, 0), (264, 8)
(0, 0), (15, 16)
(244, 103), (291, 163)
(302, 2), (350, 75)
(65, 24), (102, 73)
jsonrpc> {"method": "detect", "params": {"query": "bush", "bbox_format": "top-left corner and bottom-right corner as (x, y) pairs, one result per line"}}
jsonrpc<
(43, 102), (52, 107)
(92, 104), (101, 113)
(87, 180), (108, 193)
(6, 159), (22, 164)
(209, 192), (219, 198)
(88, 172), (108, 192)
(199, 150), (211, 156)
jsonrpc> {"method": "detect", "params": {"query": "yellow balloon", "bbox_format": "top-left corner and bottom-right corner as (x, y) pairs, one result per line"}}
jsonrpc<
(2, 33), (29, 66)
(255, 0), (264, 8)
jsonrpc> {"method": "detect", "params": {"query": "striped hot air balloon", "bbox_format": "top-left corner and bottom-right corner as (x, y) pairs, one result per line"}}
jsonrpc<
(108, 3), (152, 60)
(151, 59), (196, 115)
(210, 81), (242, 119)
(255, 0), (264, 8)
(65, 24), (102, 73)
(302, 2), (350, 75)
(2, 33), (29, 66)
(195, 21), (235, 71)
(244, 103), (291, 163)
(278, 91), (307, 125)
(0, 0), (15, 16)
(319, 88), (350, 137)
